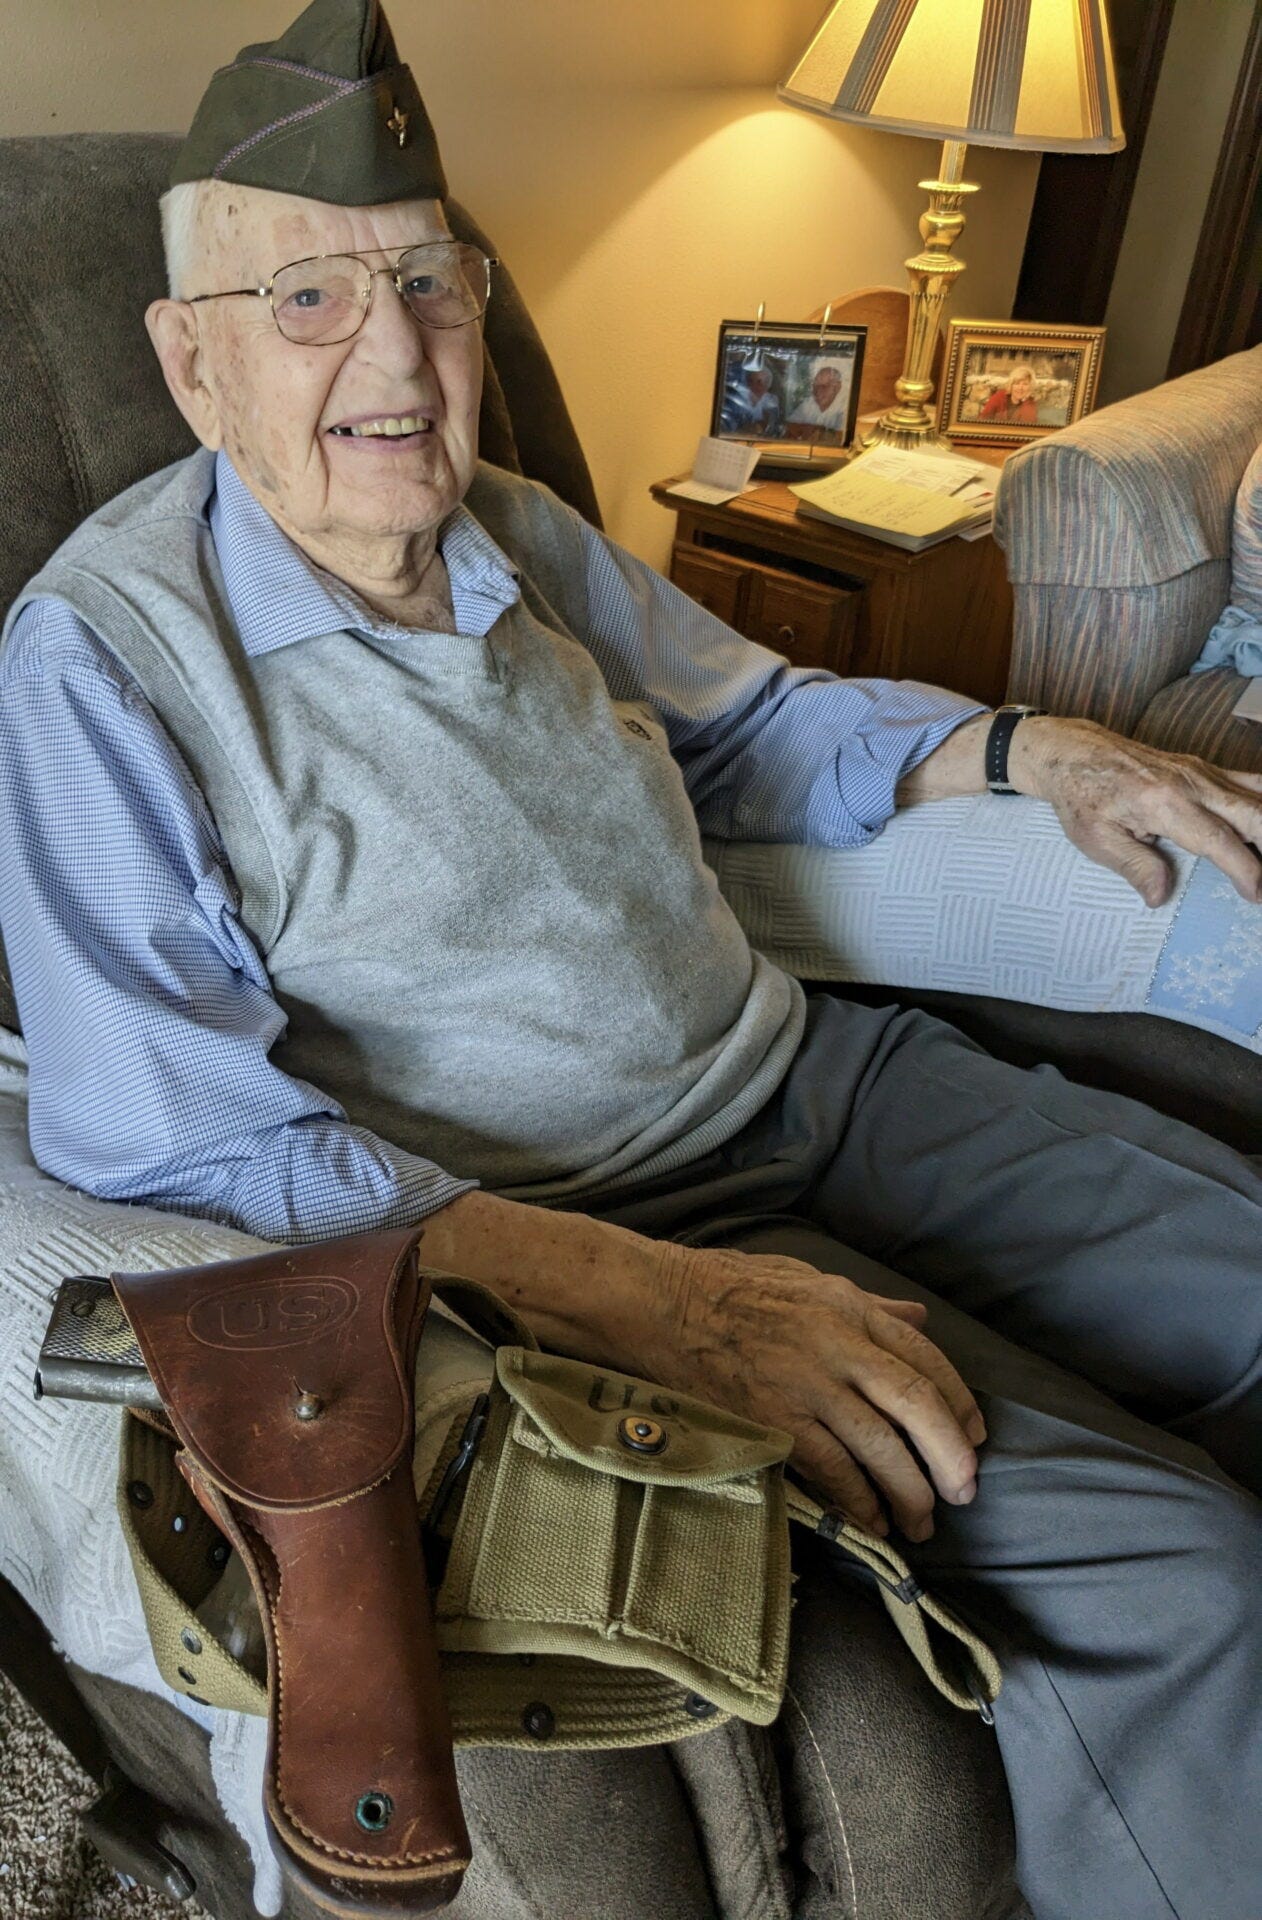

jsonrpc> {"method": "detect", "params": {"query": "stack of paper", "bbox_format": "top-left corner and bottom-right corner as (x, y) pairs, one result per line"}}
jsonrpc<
(790, 445), (996, 551)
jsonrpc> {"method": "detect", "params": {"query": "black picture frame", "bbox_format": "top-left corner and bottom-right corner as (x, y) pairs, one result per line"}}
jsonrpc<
(710, 320), (867, 461)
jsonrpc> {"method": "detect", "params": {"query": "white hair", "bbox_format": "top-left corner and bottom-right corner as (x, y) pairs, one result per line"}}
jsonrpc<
(159, 179), (216, 299)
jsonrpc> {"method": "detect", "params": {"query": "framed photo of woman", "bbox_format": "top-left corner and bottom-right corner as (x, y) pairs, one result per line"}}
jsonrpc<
(938, 321), (1106, 447)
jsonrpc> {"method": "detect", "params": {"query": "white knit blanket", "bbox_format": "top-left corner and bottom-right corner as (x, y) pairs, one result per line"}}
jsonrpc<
(0, 1039), (281, 1911)
(706, 796), (1262, 1050)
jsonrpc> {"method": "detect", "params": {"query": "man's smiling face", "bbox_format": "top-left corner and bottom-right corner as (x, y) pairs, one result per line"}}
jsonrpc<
(151, 183), (483, 556)
(812, 368), (842, 410)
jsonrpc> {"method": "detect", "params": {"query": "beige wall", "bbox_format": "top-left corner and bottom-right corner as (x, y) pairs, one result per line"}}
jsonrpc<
(0, 0), (1039, 564)
(1100, 0), (1256, 407)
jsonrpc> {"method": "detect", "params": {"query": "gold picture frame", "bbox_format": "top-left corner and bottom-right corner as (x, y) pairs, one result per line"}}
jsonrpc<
(937, 320), (1106, 447)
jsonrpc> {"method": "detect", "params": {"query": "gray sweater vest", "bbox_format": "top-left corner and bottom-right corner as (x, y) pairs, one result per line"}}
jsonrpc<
(7, 452), (803, 1196)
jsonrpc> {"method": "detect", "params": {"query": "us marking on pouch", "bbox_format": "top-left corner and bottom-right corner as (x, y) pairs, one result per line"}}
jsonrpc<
(186, 1277), (359, 1351)
(587, 1374), (679, 1417)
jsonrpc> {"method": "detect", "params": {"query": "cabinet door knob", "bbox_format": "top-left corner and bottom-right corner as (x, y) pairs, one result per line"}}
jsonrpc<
(777, 624), (796, 646)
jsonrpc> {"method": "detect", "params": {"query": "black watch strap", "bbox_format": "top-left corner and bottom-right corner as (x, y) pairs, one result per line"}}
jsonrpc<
(985, 705), (1046, 795)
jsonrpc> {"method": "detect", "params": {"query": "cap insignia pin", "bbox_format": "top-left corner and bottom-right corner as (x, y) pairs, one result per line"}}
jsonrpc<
(386, 103), (409, 148)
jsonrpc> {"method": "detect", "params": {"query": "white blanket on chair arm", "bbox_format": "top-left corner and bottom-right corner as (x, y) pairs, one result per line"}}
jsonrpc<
(706, 795), (1262, 1051)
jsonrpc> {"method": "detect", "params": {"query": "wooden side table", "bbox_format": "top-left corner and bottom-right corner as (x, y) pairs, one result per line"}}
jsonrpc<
(649, 469), (1014, 707)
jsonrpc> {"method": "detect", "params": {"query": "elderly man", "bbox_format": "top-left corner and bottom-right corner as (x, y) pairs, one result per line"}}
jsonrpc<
(736, 364), (783, 435)
(785, 358), (850, 438)
(0, 5), (1259, 1917)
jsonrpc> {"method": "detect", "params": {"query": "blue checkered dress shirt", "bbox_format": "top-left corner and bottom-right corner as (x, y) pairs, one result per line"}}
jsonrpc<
(0, 452), (980, 1240)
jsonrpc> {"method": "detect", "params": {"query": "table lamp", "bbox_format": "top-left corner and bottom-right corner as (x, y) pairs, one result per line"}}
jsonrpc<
(780, 0), (1124, 449)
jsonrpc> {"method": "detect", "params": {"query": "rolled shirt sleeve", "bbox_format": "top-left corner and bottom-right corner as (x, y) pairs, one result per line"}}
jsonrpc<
(576, 518), (985, 844)
(0, 601), (475, 1242)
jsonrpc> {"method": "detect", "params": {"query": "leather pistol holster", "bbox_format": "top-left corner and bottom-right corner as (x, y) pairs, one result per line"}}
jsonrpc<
(112, 1225), (470, 1916)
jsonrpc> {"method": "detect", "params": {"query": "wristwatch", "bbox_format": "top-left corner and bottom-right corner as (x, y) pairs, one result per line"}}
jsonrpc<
(985, 704), (1047, 795)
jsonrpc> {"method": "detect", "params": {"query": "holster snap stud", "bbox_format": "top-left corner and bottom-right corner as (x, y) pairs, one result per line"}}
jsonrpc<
(355, 1790), (393, 1832)
(294, 1390), (323, 1422)
(618, 1414), (667, 1455)
(684, 1692), (717, 1720)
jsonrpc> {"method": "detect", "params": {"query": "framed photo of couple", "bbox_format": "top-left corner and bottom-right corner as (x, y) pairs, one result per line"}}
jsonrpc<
(711, 320), (867, 460)
(938, 320), (1107, 447)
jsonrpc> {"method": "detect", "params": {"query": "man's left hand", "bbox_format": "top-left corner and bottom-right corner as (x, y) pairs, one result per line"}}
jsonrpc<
(1008, 715), (1262, 907)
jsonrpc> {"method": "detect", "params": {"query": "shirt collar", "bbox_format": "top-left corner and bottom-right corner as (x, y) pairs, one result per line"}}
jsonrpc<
(210, 449), (520, 658)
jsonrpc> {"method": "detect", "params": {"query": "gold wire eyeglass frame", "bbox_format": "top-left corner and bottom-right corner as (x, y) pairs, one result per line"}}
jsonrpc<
(186, 241), (498, 344)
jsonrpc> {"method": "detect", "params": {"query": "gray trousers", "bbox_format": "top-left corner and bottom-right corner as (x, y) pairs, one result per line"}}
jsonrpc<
(586, 993), (1262, 1920)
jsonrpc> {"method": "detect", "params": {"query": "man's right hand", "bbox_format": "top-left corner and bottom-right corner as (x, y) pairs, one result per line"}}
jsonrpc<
(642, 1241), (984, 1541)
(419, 1191), (983, 1543)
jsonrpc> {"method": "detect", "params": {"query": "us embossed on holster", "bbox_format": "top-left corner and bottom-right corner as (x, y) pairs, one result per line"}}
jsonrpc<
(111, 1224), (470, 1917)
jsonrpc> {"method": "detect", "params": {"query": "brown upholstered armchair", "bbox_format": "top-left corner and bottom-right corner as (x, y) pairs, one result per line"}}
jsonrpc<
(996, 344), (1262, 774)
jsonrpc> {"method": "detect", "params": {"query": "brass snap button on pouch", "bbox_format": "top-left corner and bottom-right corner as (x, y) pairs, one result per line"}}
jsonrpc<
(617, 1414), (667, 1455)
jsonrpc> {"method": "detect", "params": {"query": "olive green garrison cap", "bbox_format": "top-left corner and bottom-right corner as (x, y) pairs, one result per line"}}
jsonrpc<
(171, 0), (447, 204)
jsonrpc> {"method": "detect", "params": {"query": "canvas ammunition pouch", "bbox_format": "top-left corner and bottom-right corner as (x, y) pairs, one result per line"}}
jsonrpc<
(111, 1226), (1000, 1916)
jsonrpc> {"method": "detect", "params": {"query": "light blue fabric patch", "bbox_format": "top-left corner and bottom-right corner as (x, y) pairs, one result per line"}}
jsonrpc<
(1189, 603), (1262, 676)
(1148, 860), (1262, 1036)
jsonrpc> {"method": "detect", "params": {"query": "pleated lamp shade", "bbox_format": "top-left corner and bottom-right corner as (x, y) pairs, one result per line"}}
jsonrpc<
(780, 0), (1124, 154)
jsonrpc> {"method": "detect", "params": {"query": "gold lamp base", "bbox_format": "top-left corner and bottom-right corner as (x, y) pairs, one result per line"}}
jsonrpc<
(863, 140), (978, 453)
(862, 413), (958, 454)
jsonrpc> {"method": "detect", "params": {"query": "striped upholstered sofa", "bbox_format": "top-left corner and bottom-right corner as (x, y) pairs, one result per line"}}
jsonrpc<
(995, 344), (1262, 774)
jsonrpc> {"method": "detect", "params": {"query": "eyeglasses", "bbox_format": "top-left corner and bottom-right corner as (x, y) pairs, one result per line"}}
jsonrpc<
(187, 241), (497, 346)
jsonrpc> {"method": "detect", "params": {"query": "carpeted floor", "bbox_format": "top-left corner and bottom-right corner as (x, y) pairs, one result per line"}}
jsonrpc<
(0, 1672), (211, 1920)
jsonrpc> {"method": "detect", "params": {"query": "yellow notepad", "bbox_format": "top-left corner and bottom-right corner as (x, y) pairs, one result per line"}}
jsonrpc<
(790, 463), (987, 551)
